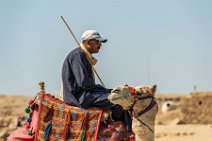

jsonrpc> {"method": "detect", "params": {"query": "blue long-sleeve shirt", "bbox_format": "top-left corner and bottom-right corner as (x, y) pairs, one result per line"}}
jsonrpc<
(62, 47), (113, 109)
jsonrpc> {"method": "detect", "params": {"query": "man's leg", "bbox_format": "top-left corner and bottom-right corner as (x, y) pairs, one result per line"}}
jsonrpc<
(111, 105), (132, 132)
(92, 92), (132, 132)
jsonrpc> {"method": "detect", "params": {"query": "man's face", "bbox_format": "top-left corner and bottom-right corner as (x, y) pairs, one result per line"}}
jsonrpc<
(86, 39), (102, 54)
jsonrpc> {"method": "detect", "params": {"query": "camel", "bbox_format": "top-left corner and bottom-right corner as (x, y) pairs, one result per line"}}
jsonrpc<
(108, 85), (158, 141)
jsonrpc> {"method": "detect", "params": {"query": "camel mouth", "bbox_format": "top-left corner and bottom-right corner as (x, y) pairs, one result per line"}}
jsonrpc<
(109, 92), (131, 102)
(108, 93), (123, 101)
(109, 96), (122, 101)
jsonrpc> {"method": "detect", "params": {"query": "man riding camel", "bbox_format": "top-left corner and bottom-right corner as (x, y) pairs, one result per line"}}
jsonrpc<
(61, 30), (132, 131)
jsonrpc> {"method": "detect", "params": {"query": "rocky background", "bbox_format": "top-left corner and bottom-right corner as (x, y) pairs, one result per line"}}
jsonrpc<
(0, 91), (212, 140)
(0, 95), (30, 139)
(156, 91), (212, 125)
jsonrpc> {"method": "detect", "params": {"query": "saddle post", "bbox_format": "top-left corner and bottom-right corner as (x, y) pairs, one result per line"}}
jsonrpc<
(39, 82), (45, 93)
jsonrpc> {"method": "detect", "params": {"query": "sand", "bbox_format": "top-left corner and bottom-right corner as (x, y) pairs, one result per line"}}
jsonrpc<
(155, 124), (212, 141)
(1, 91), (212, 140)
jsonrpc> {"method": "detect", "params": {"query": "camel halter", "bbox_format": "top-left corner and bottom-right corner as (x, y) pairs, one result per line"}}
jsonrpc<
(125, 85), (157, 133)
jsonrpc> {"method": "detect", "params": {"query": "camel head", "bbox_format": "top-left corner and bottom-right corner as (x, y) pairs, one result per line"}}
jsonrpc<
(108, 85), (157, 110)
(109, 85), (157, 141)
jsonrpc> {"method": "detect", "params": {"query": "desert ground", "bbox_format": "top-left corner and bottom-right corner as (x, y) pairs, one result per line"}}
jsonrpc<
(0, 91), (212, 141)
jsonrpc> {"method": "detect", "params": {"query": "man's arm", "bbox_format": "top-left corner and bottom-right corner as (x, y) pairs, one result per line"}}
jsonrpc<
(70, 52), (95, 88)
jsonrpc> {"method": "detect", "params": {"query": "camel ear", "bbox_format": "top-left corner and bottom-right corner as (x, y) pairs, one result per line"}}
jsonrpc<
(151, 85), (157, 95)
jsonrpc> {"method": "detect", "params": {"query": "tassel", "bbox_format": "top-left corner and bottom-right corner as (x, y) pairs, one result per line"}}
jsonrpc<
(28, 130), (33, 136)
(63, 125), (70, 140)
(63, 112), (71, 140)
(78, 129), (85, 141)
(26, 116), (32, 122)
(28, 99), (35, 105)
(43, 106), (54, 122)
(25, 106), (30, 113)
(28, 127), (34, 136)
(43, 121), (52, 139)
(26, 124), (31, 129)
(31, 103), (38, 110)
(78, 112), (88, 141)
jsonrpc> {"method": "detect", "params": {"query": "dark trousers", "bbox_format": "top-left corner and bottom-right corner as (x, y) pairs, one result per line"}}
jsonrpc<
(91, 92), (132, 132)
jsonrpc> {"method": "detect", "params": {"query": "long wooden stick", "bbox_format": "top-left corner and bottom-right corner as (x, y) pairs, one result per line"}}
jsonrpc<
(61, 16), (105, 87)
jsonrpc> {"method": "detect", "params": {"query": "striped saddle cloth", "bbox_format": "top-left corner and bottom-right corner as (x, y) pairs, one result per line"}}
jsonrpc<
(8, 92), (134, 141)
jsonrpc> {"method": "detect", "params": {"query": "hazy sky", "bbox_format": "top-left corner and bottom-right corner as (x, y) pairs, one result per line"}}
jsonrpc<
(0, 0), (212, 96)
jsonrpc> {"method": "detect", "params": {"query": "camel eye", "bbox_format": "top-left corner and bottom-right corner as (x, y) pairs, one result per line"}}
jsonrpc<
(112, 89), (120, 93)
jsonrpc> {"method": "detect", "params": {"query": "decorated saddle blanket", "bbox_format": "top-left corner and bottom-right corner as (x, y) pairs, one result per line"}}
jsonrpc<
(37, 93), (103, 141)
(7, 92), (135, 141)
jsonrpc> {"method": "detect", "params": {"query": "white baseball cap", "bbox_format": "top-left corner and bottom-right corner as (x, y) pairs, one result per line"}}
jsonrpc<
(81, 30), (107, 43)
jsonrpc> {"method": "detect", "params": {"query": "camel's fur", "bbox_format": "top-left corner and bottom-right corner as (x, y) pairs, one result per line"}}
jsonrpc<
(108, 85), (158, 141)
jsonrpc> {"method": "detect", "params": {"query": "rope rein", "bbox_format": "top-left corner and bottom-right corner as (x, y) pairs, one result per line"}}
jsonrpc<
(126, 85), (157, 133)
